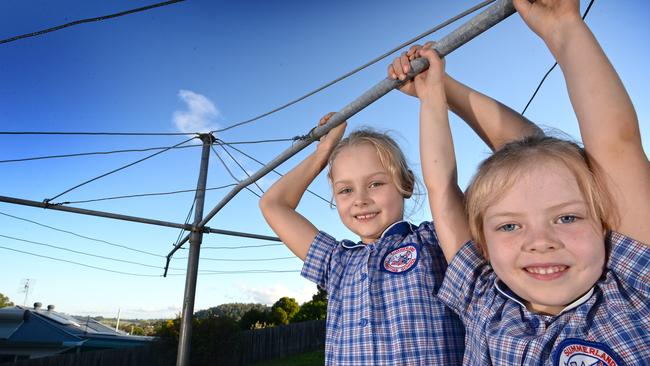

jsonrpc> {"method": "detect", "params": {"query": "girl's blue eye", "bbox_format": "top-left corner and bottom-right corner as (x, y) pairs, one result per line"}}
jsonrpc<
(338, 188), (352, 195)
(557, 215), (577, 224)
(369, 181), (384, 188)
(498, 223), (519, 232)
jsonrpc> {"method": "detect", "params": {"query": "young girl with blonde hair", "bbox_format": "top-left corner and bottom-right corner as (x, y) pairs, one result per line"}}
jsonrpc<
(260, 115), (466, 365)
(394, 0), (649, 363)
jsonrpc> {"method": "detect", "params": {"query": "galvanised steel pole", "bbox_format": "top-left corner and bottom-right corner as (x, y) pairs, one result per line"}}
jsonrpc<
(0, 195), (195, 231)
(176, 133), (214, 366)
(0, 196), (280, 245)
(168, 0), (517, 256)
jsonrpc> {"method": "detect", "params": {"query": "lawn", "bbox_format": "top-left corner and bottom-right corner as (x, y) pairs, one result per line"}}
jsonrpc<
(251, 350), (325, 366)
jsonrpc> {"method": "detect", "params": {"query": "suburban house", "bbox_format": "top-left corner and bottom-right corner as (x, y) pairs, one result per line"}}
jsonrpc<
(0, 303), (153, 362)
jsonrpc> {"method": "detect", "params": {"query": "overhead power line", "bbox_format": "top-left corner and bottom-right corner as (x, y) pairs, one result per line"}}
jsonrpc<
(172, 192), (197, 251)
(166, 269), (300, 276)
(210, 146), (262, 199)
(0, 211), (163, 258)
(0, 131), (194, 136)
(0, 231), (292, 266)
(173, 255), (295, 262)
(0, 245), (162, 277)
(223, 137), (297, 145)
(219, 141), (332, 205)
(0, 0), (187, 45)
(0, 138), (297, 164)
(45, 136), (196, 203)
(521, 0), (595, 115)
(212, 0), (496, 133)
(1, 244), (296, 277)
(58, 184), (238, 205)
(214, 142), (265, 195)
(0, 233), (183, 271)
(0, 144), (202, 164)
(201, 243), (284, 250)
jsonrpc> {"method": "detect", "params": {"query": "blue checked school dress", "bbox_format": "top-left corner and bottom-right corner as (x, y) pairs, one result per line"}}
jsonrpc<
(438, 231), (650, 365)
(301, 221), (465, 366)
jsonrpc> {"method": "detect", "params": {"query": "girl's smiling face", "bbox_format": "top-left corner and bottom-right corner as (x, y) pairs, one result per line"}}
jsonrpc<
(330, 143), (404, 244)
(482, 160), (606, 315)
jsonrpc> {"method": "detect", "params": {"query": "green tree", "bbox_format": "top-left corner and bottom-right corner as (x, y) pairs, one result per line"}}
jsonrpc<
(312, 285), (328, 302)
(0, 293), (14, 308)
(193, 315), (240, 365)
(291, 286), (328, 323)
(239, 308), (272, 330)
(120, 323), (146, 336)
(153, 315), (241, 366)
(271, 307), (288, 325)
(271, 297), (299, 325)
(291, 299), (327, 323)
(154, 318), (181, 339)
(194, 303), (268, 322)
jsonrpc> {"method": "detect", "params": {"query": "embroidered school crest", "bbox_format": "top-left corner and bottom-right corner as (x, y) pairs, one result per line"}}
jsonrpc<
(554, 339), (622, 366)
(382, 245), (418, 273)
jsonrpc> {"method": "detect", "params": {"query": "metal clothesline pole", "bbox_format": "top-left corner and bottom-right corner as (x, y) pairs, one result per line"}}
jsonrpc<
(0, 195), (280, 242)
(167, 0), (517, 258)
(0, 195), (194, 231)
(176, 133), (213, 366)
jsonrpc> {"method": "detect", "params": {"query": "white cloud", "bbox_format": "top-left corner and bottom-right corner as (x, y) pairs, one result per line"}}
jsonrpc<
(237, 283), (315, 305)
(173, 89), (219, 133)
(71, 305), (181, 319)
(124, 305), (181, 318)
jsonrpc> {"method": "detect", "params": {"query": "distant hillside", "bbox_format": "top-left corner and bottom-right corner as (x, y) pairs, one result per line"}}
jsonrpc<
(195, 303), (269, 321)
(73, 315), (165, 336)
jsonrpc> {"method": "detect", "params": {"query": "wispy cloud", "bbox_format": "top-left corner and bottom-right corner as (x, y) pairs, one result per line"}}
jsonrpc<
(72, 305), (181, 319)
(237, 283), (315, 305)
(173, 89), (219, 133)
(125, 305), (181, 318)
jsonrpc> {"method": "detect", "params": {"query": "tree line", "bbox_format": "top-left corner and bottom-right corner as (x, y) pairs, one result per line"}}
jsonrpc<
(159, 286), (327, 334)
(0, 286), (327, 335)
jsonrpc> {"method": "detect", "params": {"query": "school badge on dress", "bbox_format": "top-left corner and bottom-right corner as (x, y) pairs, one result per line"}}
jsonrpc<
(381, 244), (418, 274)
(554, 338), (622, 366)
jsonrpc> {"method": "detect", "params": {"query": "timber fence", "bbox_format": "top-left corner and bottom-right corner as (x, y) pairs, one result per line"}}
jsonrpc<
(0, 319), (326, 366)
(234, 319), (326, 365)
(0, 345), (170, 366)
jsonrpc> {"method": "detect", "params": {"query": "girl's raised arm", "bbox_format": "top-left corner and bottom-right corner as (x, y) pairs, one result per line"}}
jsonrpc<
(515, 0), (650, 244)
(259, 113), (347, 260)
(413, 45), (471, 263)
(389, 43), (542, 153)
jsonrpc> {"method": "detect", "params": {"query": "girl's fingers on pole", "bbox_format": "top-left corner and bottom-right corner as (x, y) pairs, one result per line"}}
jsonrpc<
(391, 55), (405, 80)
(387, 64), (397, 80)
(319, 112), (335, 127)
(407, 44), (420, 58)
(400, 51), (410, 74)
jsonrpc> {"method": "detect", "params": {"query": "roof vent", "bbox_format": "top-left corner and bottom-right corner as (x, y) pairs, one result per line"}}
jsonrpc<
(33, 302), (42, 310)
(47, 305), (55, 311)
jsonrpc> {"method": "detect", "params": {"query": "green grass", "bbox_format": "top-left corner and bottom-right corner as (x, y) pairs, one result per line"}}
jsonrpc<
(250, 350), (325, 366)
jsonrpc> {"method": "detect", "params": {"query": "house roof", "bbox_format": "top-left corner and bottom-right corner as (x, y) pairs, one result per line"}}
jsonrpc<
(0, 304), (153, 353)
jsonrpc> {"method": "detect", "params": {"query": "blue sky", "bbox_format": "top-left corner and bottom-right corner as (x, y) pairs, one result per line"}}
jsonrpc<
(1, 0), (648, 319)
